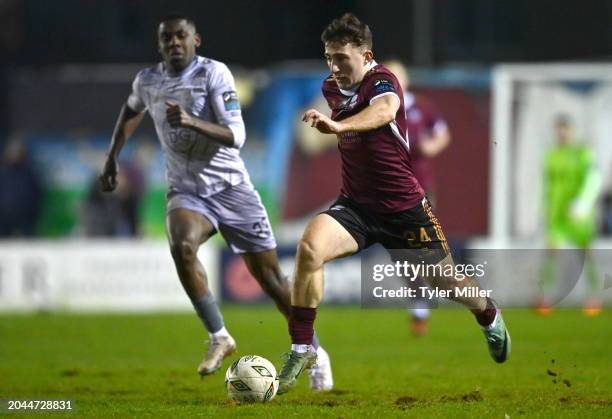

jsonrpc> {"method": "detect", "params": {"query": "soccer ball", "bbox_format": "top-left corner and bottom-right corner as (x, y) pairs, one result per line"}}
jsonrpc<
(225, 355), (279, 403)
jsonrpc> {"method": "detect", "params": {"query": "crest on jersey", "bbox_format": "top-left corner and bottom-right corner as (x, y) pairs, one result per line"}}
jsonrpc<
(222, 91), (240, 111)
(340, 94), (359, 110)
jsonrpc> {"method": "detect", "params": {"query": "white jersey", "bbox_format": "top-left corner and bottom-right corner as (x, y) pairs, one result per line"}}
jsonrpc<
(127, 56), (250, 197)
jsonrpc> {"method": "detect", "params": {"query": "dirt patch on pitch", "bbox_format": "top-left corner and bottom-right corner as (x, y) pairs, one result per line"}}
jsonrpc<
(440, 389), (483, 403)
(394, 396), (421, 410)
(395, 396), (419, 406)
(395, 390), (483, 409)
(60, 368), (80, 377)
(558, 396), (612, 407)
(328, 389), (350, 396)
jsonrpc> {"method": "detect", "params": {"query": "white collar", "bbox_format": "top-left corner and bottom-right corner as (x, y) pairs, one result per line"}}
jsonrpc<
(163, 56), (200, 78)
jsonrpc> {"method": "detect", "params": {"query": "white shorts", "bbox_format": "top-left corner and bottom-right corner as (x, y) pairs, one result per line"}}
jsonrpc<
(167, 181), (277, 254)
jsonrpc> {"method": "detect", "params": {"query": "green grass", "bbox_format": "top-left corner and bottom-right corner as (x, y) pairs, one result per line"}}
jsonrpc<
(1, 307), (610, 418)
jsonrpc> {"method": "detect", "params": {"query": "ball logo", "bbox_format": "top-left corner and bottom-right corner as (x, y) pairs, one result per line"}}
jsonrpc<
(229, 360), (239, 374)
(251, 366), (273, 377)
(229, 380), (251, 392)
(263, 383), (275, 401)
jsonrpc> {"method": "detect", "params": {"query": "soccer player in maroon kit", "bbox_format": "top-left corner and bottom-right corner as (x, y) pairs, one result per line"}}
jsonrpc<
(277, 13), (510, 394)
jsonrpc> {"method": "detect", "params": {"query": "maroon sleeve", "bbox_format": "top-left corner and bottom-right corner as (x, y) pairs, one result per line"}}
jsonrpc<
(420, 99), (446, 132)
(361, 69), (401, 103)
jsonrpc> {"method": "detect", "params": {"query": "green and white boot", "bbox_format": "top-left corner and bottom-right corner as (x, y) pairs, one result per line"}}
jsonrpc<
(483, 308), (511, 363)
(277, 350), (317, 395)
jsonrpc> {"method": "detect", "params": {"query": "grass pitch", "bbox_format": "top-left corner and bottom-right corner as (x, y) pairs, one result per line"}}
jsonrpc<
(1, 306), (610, 418)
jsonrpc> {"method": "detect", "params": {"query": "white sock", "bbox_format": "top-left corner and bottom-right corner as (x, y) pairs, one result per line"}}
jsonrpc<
(483, 311), (499, 331)
(292, 344), (314, 353)
(210, 326), (230, 340)
(411, 307), (430, 320)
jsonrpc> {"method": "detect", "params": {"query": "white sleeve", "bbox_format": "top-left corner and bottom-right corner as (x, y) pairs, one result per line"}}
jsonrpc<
(208, 63), (246, 149)
(126, 71), (147, 113)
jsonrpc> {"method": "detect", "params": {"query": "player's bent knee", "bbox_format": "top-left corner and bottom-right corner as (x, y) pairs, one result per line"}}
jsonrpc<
(170, 240), (198, 265)
(296, 239), (324, 272)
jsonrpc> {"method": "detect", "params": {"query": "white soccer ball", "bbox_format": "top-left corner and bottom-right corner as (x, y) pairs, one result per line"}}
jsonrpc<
(225, 355), (279, 403)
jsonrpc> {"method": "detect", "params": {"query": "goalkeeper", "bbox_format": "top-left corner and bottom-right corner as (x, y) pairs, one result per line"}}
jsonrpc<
(539, 115), (602, 316)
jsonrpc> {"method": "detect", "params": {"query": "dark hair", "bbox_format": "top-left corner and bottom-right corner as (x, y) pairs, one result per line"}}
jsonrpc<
(159, 12), (197, 31)
(321, 13), (372, 49)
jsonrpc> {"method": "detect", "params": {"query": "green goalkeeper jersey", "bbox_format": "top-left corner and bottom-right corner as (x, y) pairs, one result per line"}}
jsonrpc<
(544, 143), (600, 244)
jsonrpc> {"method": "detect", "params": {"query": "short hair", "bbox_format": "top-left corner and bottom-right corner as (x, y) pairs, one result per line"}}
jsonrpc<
(321, 13), (373, 49)
(159, 12), (197, 31)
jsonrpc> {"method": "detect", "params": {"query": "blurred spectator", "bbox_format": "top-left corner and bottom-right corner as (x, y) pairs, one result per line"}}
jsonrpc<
(383, 59), (451, 207)
(0, 138), (44, 237)
(83, 159), (145, 237)
(602, 188), (612, 235)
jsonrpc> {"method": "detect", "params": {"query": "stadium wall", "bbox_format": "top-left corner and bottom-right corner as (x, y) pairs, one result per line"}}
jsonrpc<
(0, 240), (218, 312)
(2, 239), (609, 312)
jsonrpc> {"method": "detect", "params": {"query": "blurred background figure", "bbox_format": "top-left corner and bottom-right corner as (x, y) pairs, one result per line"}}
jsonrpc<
(0, 137), (44, 237)
(603, 188), (612, 235)
(538, 115), (602, 316)
(383, 59), (452, 336)
(383, 60), (451, 206)
(83, 159), (145, 237)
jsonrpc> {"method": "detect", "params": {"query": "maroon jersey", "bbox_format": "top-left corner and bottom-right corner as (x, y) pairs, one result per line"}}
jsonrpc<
(322, 63), (424, 213)
(404, 92), (448, 192)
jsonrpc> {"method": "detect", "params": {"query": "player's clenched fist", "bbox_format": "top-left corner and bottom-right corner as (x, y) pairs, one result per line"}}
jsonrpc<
(166, 101), (194, 128)
(99, 156), (118, 192)
(302, 109), (341, 134)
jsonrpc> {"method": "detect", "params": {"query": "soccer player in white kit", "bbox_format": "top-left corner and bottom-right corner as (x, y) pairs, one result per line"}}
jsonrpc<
(99, 14), (332, 390)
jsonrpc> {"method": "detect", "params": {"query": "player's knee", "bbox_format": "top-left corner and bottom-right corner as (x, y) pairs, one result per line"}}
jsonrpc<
(170, 240), (198, 266)
(296, 239), (323, 272)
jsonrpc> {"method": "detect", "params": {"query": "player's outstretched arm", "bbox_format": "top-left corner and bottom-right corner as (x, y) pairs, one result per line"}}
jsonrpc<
(340, 94), (400, 132)
(100, 104), (144, 192)
(420, 126), (451, 157)
(165, 101), (236, 148)
(303, 95), (400, 134)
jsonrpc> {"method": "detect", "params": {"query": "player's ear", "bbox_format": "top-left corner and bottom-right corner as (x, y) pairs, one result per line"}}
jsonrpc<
(194, 33), (202, 48)
(363, 50), (373, 64)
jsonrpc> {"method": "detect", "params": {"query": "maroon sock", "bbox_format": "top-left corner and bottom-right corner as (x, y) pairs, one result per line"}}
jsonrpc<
(472, 298), (497, 327)
(289, 306), (317, 345)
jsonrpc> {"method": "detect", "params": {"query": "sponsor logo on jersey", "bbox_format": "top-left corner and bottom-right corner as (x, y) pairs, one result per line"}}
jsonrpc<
(222, 91), (240, 111)
(339, 131), (361, 144)
(373, 78), (395, 95)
